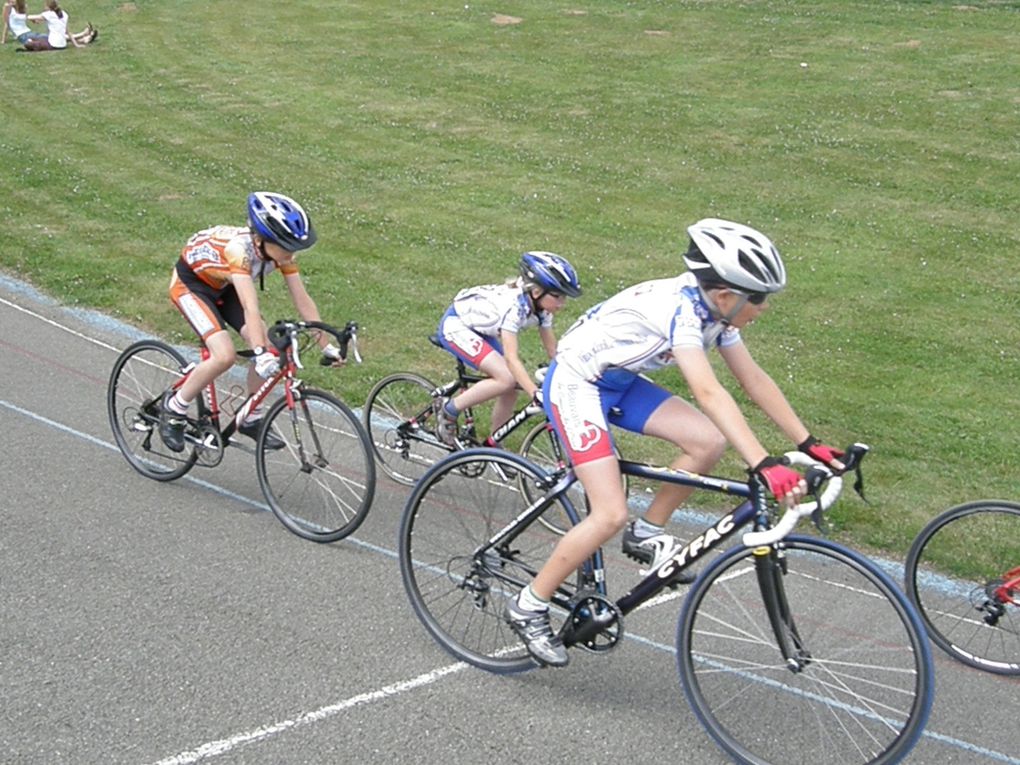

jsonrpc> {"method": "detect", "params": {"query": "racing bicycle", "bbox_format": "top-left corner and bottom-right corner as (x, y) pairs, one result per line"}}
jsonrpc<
(398, 444), (934, 765)
(363, 335), (558, 485)
(363, 336), (625, 529)
(904, 499), (1019, 675)
(107, 319), (375, 543)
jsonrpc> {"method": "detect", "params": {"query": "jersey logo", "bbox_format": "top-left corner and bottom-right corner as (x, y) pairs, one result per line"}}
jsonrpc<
(184, 242), (220, 266)
(570, 421), (604, 452)
(451, 331), (484, 357)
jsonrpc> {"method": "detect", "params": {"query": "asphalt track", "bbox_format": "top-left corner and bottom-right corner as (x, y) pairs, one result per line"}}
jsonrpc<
(1, 273), (1017, 765)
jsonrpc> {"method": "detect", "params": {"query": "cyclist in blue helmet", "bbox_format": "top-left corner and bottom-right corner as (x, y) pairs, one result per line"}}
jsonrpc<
(434, 251), (583, 446)
(160, 192), (342, 453)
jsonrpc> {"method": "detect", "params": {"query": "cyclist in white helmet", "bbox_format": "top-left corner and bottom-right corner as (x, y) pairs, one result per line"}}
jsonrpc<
(505, 218), (846, 667)
(160, 192), (344, 453)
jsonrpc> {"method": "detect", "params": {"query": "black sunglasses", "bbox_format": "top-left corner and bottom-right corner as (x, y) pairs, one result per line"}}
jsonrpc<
(747, 292), (769, 305)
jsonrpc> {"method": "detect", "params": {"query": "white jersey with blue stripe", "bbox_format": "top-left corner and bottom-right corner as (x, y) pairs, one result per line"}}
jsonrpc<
(451, 282), (553, 337)
(556, 272), (742, 381)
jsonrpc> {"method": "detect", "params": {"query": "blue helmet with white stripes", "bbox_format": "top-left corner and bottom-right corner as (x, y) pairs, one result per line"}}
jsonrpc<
(247, 192), (317, 252)
(520, 251), (582, 297)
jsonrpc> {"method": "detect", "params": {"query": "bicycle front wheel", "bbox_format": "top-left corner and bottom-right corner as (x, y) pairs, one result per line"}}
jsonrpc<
(399, 449), (582, 674)
(257, 388), (375, 543)
(904, 500), (1020, 675)
(678, 536), (933, 765)
(107, 340), (199, 481)
(364, 372), (452, 486)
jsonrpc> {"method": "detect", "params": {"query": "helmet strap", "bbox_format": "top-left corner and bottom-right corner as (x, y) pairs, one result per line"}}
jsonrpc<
(698, 285), (746, 325)
(254, 235), (269, 292)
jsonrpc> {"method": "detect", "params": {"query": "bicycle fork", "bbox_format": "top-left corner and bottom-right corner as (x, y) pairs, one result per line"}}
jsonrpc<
(754, 545), (812, 673)
(286, 388), (325, 472)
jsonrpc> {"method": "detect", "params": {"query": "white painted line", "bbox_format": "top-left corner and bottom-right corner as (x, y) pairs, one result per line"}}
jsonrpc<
(149, 662), (468, 765)
(4, 278), (1019, 765)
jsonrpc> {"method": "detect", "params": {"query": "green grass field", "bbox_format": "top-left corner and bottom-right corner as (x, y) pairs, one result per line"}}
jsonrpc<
(3, 0), (1018, 556)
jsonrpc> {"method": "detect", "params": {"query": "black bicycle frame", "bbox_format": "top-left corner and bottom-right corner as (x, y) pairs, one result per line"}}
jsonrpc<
(424, 356), (546, 446)
(477, 459), (760, 612)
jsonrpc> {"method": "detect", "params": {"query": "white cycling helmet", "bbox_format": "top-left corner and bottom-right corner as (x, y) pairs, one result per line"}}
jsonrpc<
(683, 218), (786, 294)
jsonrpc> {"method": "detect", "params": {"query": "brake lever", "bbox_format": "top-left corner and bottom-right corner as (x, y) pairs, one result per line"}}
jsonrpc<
(804, 466), (833, 535)
(841, 443), (870, 503)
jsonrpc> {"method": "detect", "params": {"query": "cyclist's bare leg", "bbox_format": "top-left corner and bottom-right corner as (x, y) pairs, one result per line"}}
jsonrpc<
(176, 330), (236, 404)
(530, 455), (629, 600)
(449, 353), (516, 426)
(640, 396), (725, 527)
(238, 322), (267, 397)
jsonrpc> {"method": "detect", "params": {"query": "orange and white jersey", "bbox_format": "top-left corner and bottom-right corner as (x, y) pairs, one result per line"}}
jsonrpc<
(177, 225), (298, 292)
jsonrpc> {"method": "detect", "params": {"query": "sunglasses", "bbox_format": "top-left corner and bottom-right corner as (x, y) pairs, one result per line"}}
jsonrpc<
(746, 292), (769, 305)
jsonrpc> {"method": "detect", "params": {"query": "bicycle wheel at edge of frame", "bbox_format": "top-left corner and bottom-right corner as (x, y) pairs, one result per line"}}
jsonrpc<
(107, 339), (200, 482)
(398, 447), (578, 674)
(904, 498), (1020, 676)
(257, 387), (376, 543)
(676, 534), (934, 765)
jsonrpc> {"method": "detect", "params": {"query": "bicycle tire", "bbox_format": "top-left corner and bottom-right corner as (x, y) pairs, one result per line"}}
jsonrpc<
(678, 535), (933, 765)
(399, 448), (583, 674)
(364, 372), (452, 486)
(256, 388), (375, 543)
(904, 499), (1020, 675)
(519, 421), (628, 535)
(107, 340), (200, 481)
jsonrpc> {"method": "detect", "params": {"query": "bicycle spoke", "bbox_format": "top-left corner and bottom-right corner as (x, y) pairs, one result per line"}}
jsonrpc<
(258, 389), (374, 543)
(679, 538), (931, 765)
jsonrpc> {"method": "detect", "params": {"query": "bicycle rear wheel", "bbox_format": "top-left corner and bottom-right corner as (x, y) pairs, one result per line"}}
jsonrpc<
(904, 500), (1020, 675)
(364, 372), (452, 485)
(107, 340), (199, 481)
(678, 536), (933, 765)
(399, 449), (582, 674)
(257, 388), (375, 543)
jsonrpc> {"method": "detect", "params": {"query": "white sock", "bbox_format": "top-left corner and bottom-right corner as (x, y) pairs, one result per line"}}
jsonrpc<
(634, 518), (665, 539)
(516, 584), (549, 613)
(167, 392), (190, 415)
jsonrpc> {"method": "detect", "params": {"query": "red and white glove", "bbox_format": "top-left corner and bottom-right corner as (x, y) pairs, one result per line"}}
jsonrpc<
(254, 350), (280, 379)
(751, 457), (802, 501)
(798, 435), (845, 470)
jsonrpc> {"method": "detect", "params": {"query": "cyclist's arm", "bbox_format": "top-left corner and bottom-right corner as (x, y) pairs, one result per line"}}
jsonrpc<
(499, 329), (539, 398)
(283, 271), (343, 352)
(230, 273), (271, 349)
(538, 326), (557, 360)
(718, 341), (811, 446)
(672, 345), (770, 469)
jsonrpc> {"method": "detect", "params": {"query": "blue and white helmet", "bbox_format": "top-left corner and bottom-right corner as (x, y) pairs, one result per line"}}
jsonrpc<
(247, 192), (317, 252)
(683, 218), (786, 294)
(519, 251), (582, 297)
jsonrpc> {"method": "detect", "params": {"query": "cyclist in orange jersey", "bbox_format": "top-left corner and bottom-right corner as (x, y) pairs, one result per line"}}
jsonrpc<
(160, 192), (343, 452)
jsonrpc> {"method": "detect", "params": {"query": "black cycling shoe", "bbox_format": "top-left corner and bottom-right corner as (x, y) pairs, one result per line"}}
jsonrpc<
(621, 521), (695, 583)
(238, 419), (285, 450)
(504, 599), (569, 667)
(159, 394), (187, 453)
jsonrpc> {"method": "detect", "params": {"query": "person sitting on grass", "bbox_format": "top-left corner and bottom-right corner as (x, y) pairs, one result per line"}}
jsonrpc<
(18, 0), (95, 51)
(2, 0), (46, 45)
